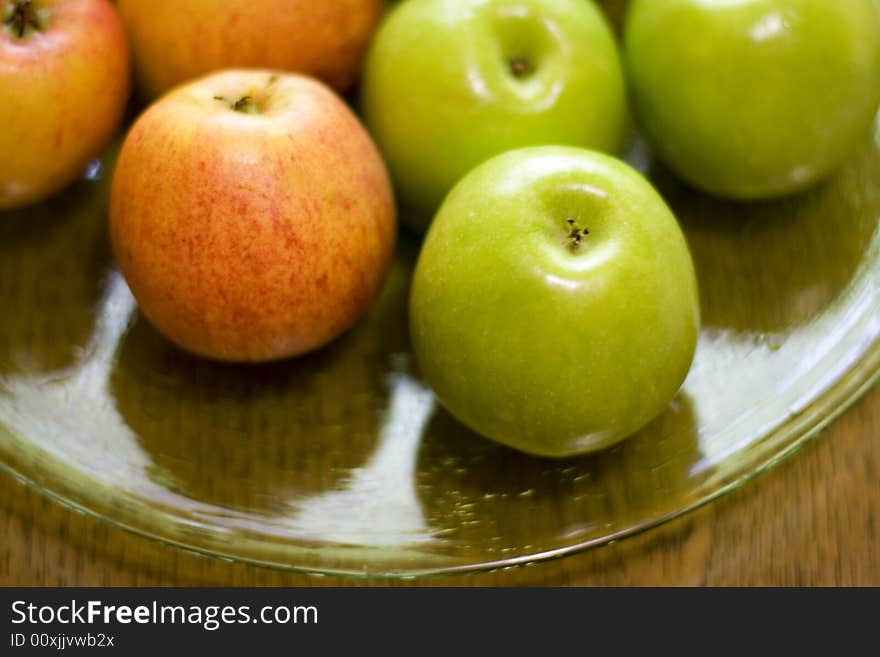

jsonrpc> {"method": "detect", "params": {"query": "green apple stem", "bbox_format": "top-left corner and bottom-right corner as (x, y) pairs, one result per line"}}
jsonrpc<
(566, 219), (589, 251)
(3, 0), (42, 38)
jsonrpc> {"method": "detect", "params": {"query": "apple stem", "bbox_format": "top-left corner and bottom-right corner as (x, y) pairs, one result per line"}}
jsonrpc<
(213, 95), (260, 115)
(3, 0), (41, 38)
(566, 219), (589, 251)
(509, 57), (536, 79)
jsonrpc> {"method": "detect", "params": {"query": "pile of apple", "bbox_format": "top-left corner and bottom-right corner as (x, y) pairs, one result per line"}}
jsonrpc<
(3, 0), (879, 458)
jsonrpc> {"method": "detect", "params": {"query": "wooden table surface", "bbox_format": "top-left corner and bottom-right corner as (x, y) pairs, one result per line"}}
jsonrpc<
(2, 382), (877, 587)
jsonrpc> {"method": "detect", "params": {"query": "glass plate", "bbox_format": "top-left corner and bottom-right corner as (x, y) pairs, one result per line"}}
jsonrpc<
(1, 115), (879, 578)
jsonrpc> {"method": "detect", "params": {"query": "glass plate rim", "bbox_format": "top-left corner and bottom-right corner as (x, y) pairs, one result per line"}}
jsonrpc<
(1, 330), (878, 580)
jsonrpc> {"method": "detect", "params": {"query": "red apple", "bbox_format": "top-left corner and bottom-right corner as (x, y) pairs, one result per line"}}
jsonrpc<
(110, 70), (396, 362)
(117, 0), (383, 100)
(0, 0), (129, 209)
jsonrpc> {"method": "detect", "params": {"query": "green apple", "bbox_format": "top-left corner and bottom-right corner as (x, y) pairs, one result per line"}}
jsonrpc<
(410, 146), (700, 457)
(625, 0), (880, 200)
(361, 0), (627, 231)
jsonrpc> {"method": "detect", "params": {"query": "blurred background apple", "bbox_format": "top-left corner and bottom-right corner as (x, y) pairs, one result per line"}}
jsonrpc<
(117, 0), (383, 99)
(361, 0), (627, 231)
(625, 0), (880, 200)
(0, 0), (129, 209)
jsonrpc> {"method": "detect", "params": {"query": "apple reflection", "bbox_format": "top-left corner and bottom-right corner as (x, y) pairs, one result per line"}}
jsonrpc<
(1, 263), (442, 551)
(281, 367), (439, 546)
(0, 273), (183, 500)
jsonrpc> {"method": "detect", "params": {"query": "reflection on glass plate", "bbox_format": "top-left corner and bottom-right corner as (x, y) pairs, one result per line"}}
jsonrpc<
(1, 119), (879, 577)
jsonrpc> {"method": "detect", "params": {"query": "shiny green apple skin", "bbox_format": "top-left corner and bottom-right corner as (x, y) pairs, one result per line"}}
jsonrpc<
(410, 147), (700, 458)
(625, 0), (880, 201)
(361, 0), (627, 231)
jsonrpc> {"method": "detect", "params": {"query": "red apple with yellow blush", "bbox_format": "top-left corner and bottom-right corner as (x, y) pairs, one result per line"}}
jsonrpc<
(110, 70), (396, 362)
(117, 0), (383, 100)
(0, 0), (130, 209)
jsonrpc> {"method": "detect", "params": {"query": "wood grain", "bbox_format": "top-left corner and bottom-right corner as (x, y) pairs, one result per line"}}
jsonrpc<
(2, 383), (877, 587)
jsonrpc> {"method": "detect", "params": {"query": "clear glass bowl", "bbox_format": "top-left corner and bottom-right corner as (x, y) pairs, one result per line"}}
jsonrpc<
(1, 120), (879, 578)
